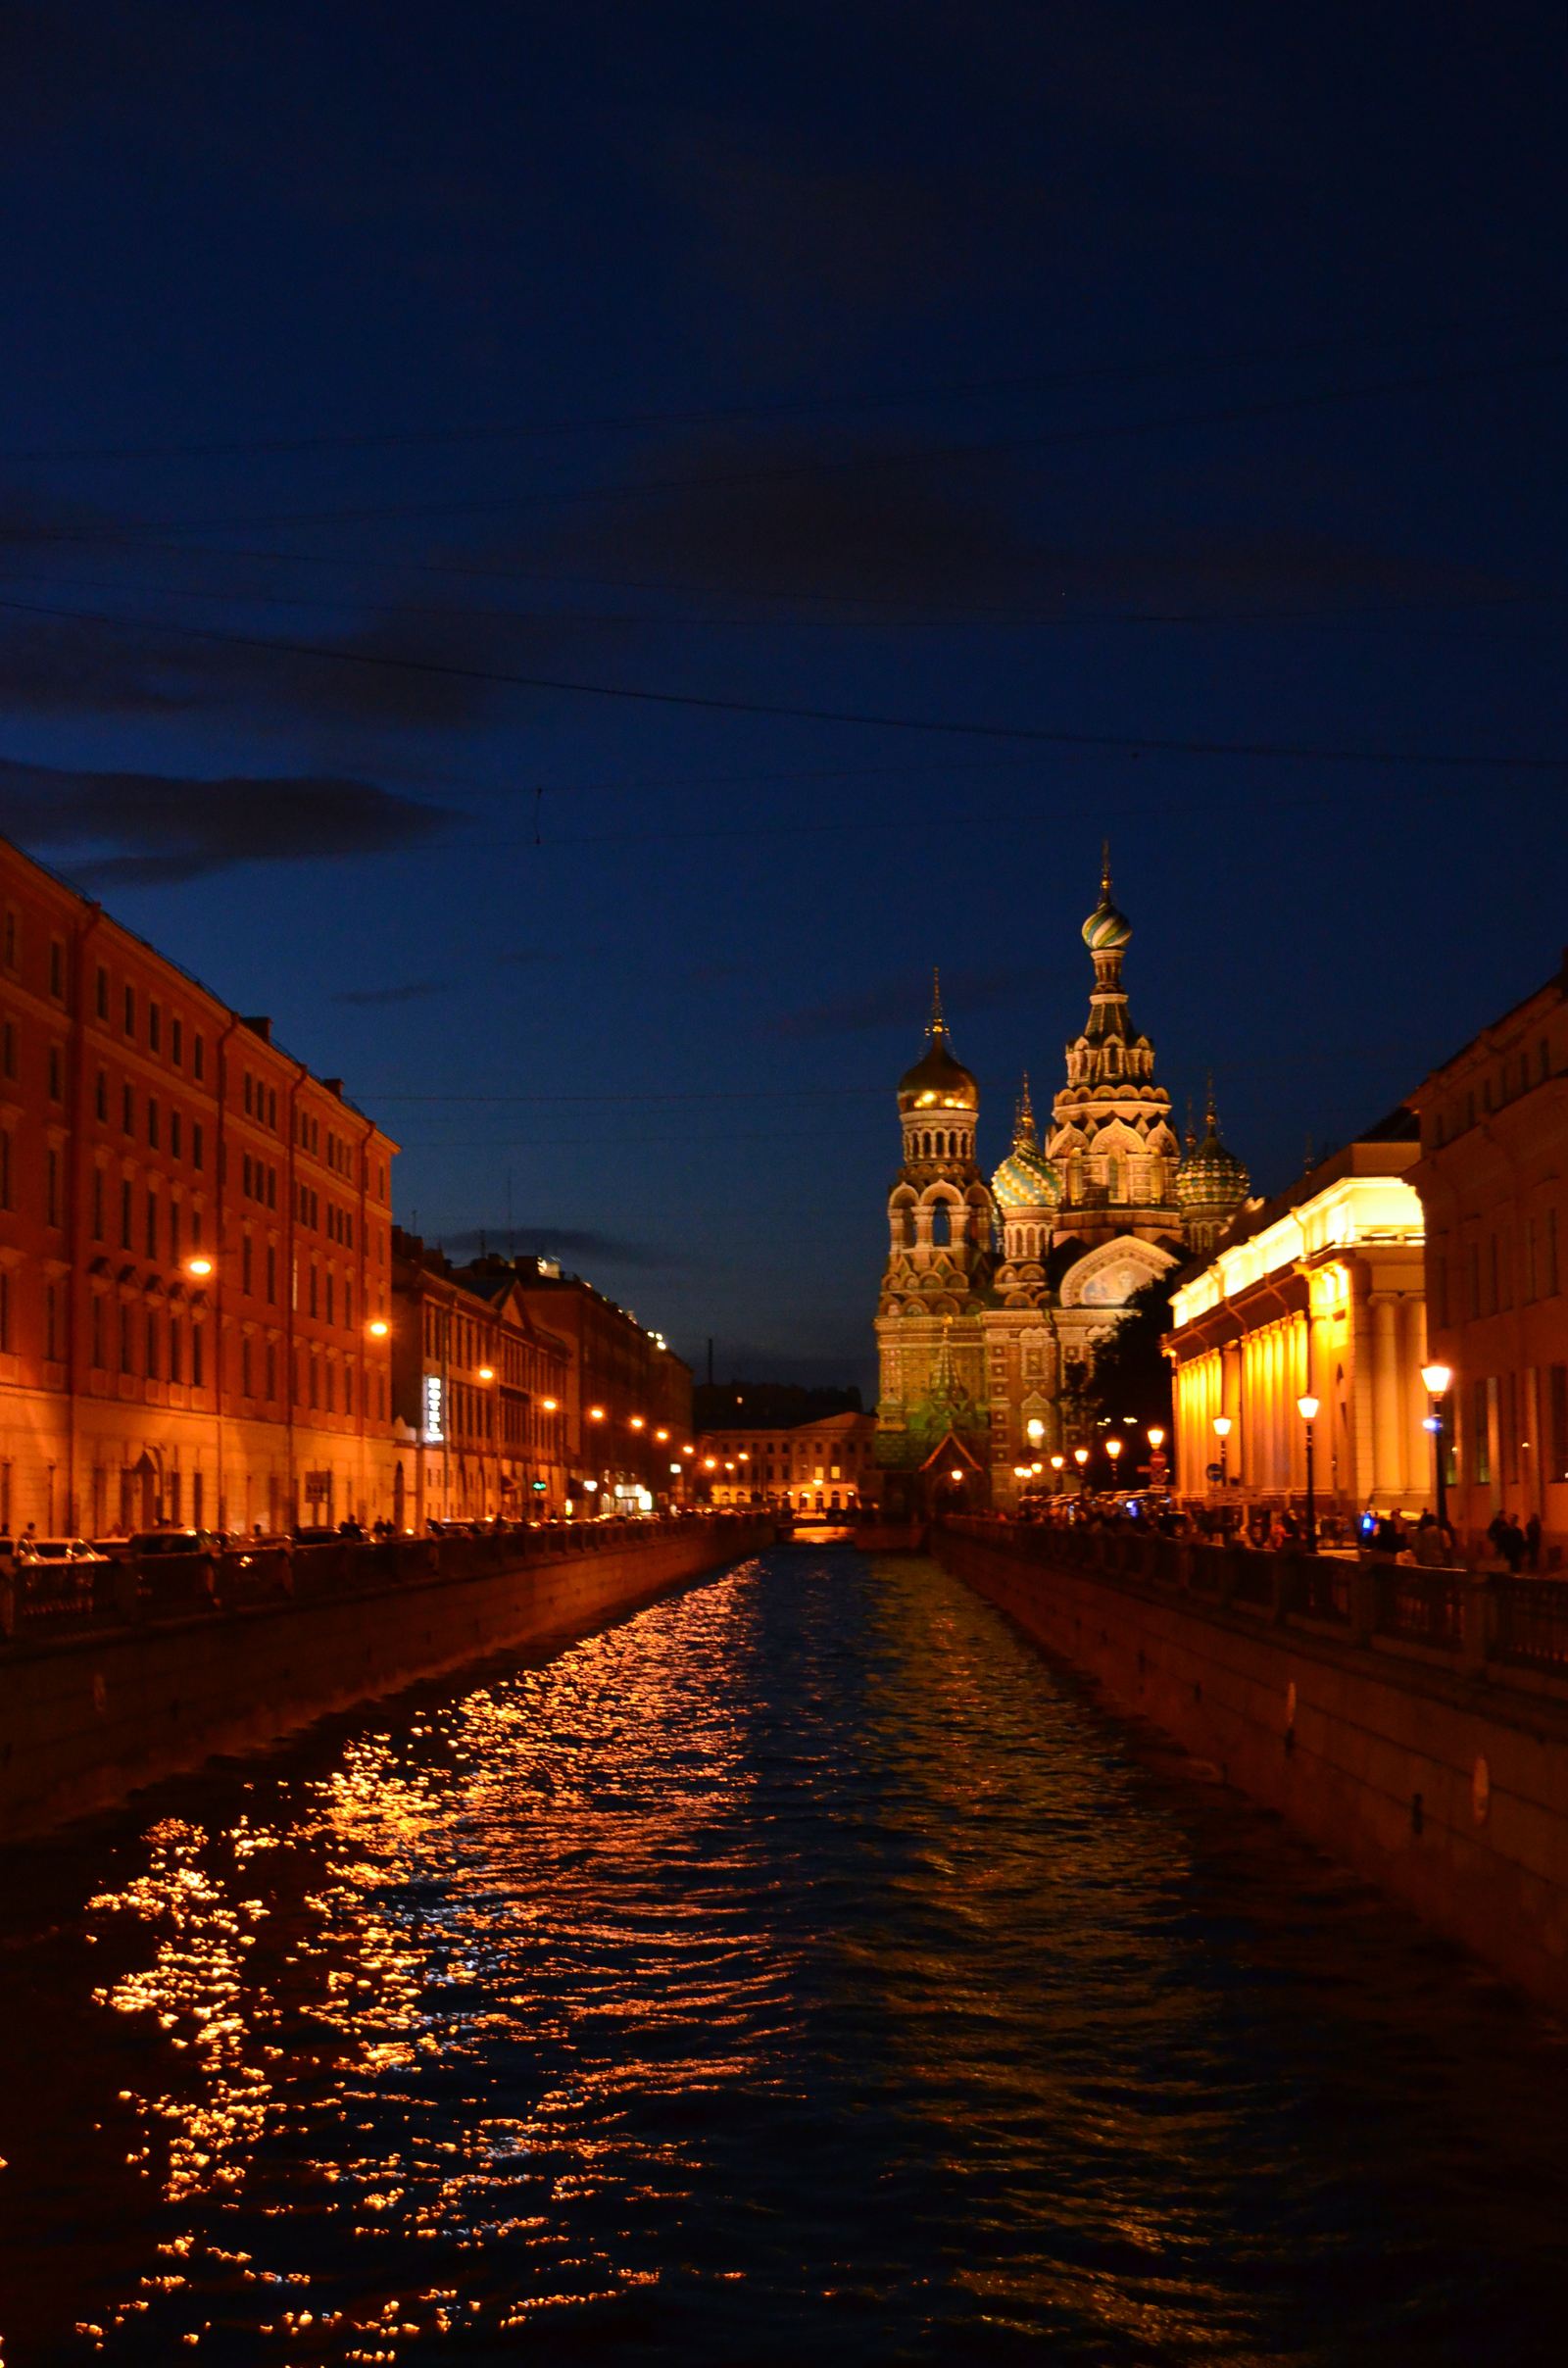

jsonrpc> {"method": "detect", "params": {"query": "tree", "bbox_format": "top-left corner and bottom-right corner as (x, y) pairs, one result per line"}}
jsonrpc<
(1081, 1274), (1176, 1450)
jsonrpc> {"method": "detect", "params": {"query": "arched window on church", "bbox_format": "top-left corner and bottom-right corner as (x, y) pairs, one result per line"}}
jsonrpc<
(931, 1202), (952, 1247)
(1107, 1158), (1122, 1202)
(922, 1131), (932, 1158)
(903, 1207), (916, 1246)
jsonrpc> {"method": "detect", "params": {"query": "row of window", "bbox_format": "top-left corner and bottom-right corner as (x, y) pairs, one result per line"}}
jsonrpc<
(1433, 1036), (1556, 1145)
(1434, 1209), (1560, 1325)
(1465, 1368), (1568, 1488)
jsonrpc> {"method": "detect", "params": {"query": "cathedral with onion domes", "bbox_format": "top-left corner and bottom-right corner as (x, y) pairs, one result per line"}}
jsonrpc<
(873, 851), (1250, 1512)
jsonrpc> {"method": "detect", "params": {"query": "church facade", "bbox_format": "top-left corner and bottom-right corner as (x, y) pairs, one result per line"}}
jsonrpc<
(873, 856), (1249, 1511)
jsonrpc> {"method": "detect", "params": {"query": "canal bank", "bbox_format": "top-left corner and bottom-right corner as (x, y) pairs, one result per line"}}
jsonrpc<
(0, 1513), (773, 1839)
(934, 1517), (1568, 2016)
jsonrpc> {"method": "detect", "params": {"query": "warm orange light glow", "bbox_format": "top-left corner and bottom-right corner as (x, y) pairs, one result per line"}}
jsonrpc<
(950, 1467), (963, 1481)
(542, 1397), (558, 1410)
(1073, 1448), (1089, 1467)
(1051, 1454), (1064, 1471)
(682, 1446), (694, 1455)
(185, 1255), (214, 1278)
(478, 1365), (494, 1382)
(1147, 1426), (1164, 1450)
(368, 1317), (389, 1338)
(588, 1406), (606, 1421)
(1213, 1415), (1232, 1439)
(1421, 1363), (1452, 1398)
(629, 1415), (645, 1430)
(1297, 1394), (1319, 1421)
(655, 1428), (668, 1441)
(1105, 1437), (1123, 1461)
(704, 1456), (716, 1469)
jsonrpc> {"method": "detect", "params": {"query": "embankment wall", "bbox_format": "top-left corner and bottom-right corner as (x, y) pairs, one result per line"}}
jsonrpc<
(0, 1516), (772, 1839)
(933, 1520), (1568, 2015)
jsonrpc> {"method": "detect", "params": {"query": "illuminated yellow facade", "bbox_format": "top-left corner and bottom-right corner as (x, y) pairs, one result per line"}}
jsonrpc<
(1165, 1117), (1431, 1513)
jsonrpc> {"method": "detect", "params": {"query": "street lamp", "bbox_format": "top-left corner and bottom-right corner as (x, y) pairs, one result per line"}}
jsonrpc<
(1296, 1395), (1319, 1554)
(1073, 1446), (1089, 1494)
(1051, 1453), (1064, 1477)
(1105, 1436), (1124, 1483)
(1213, 1413), (1232, 1492)
(1421, 1362), (1451, 1534)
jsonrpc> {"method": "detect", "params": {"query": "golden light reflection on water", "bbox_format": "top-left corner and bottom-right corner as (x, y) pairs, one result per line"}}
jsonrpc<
(3, 1551), (1567, 2363)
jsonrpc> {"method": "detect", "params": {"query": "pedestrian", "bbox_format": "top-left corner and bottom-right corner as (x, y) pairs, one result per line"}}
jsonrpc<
(1487, 1508), (1511, 1565)
(1525, 1510), (1543, 1574)
(1503, 1512), (1527, 1575)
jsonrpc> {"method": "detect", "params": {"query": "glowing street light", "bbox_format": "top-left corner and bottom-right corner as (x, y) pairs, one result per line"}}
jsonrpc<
(185, 1255), (213, 1279)
(1105, 1436), (1124, 1469)
(629, 1415), (645, 1430)
(588, 1406), (606, 1422)
(1421, 1363), (1452, 1532)
(1297, 1394), (1320, 1554)
(368, 1317), (390, 1339)
(477, 1365), (494, 1382)
(1213, 1413), (1232, 1492)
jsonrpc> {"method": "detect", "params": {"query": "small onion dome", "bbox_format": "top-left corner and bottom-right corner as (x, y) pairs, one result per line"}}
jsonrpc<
(1177, 1112), (1250, 1209)
(992, 1139), (1061, 1210)
(898, 1033), (979, 1112)
(1082, 888), (1132, 953)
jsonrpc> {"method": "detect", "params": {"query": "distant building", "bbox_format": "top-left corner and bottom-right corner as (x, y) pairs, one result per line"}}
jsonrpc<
(501, 1255), (693, 1514)
(0, 834), (398, 1538)
(1165, 1110), (1429, 1514)
(1407, 954), (1568, 1565)
(391, 1232), (569, 1525)
(874, 852), (1249, 1514)
(698, 1407), (879, 1511)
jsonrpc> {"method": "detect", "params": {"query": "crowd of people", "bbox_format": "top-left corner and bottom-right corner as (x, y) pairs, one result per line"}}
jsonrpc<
(1004, 1491), (1546, 1575)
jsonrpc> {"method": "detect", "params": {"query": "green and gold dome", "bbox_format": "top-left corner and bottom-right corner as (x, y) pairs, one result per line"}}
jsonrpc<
(1082, 842), (1133, 954)
(1176, 1094), (1250, 1211)
(898, 972), (980, 1111)
(991, 1077), (1060, 1209)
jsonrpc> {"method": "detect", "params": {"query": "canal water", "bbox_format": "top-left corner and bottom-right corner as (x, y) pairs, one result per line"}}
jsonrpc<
(1, 1550), (1565, 2366)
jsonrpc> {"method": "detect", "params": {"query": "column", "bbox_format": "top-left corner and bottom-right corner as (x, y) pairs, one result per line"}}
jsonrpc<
(1371, 1295), (1400, 1498)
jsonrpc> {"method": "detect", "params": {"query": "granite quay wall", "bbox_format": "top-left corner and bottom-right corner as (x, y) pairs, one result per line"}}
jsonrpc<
(0, 1513), (774, 1839)
(933, 1516), (1568, 2015)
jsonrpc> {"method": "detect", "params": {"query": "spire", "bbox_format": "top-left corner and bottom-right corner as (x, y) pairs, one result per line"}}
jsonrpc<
(1014, 1070), (1036, 1145)
(928, 965), (946, 1040)
(1101, 837), (1112, 902)
(1185, 1094), (1197, 1153)
(1205, 1070), (1217, 1133)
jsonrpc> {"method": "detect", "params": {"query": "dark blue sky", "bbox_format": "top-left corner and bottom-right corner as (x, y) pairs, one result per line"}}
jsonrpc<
(0, 3), (1563, 1391)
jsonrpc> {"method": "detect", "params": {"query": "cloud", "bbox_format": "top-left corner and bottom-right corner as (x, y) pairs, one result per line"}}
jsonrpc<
(768, 963), (1072, 1040)
(0, 756), (456, 884)
(436, 1226), (684, 1271)
(333, 978), (452, 1006)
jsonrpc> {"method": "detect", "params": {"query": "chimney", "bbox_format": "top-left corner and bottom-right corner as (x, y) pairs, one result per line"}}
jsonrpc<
(323, 1077), (344, 1099)
(243, 1015), (271, 1043)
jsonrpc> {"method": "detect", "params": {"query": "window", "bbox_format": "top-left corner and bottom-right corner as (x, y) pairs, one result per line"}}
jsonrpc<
(1, 1021), (13, 1081)
(1505, 1370), (1520, 1485)
(1472, 1377), (1493, 1486)
(241, 1337), (252, 1397)
(148, 1003), (161, 1055)
(343, 1281), (351, 1329)
(121, 1302), (132, 1375)
(46, 1147), (58, 1226)
(146, 1311), (159, 1381)
(0, 1131), (10, 1212)
(95, 1067), (107, 1122)
(45, 1283), (56, 1361)
(1527, 1217), (1539, 1304)
(1468, 1242), (1481, 1321)
(1550, 1366), (1568, 1484)
(325, 1271), (334, 1325)
(95, 965), (108, 1020)
(147, 1099), (159, 1151)
(145, 1190), (157, 1259)
(170, 1110), (180, 1159)
(192, 1123), (204, 1171)
(267, 1164), (275, 1209)
(193, 1032), (205, 1082)
(242, 1234), (253, 1295)
(172, 1016), (182, 1067)
(192, 1324), (203, 1389)
(310, 1265), (318, 1318)
(91, 1295), (104, 1369)
(47, 1045), (61, 1102)
(168, 1202), (178, 1260)
(266, 1341), (276, 1402)
(169, 1320), (181, 1384)
(121, 1179), (132, 1250)
(244, 1071), (253, 1116)
(91, 1166), (103, 1240)
(268, 1087), (276, 1130)
(325, 1362), (335, 1414)
(2, 911), (13, 970)
(123, 985), (135, 1037)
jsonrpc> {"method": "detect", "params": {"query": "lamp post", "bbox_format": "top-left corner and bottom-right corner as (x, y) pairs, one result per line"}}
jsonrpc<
(1420, 1362), (1451, 1536)
(1105, 1436), (1124, 1487)
(1147, 1425), (1167, 1491)
(1050, 1454), (1064, 1485)
(1296, 1395), (1319, 1554)
(1073, 1445), (1089, 1497)
(183, 1253), (221, 1534)
(1213, 1414), (1232, 1493)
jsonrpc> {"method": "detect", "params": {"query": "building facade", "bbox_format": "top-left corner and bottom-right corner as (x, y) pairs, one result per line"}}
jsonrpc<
(0, 835), (399, 1538)
(873, 856), (1250, 1513)
(698, 1408), (879, 1510)
(391, 1234), (570, 1525)
(502, 1256), (693, 1513)
(1407, 955), (1568, 1566)
(1165, 1114), (1431, 1515)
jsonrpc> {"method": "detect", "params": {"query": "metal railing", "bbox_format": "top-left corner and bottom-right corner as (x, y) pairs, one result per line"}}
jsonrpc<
(1492, 1578), (1568, 1675)
(0, 1510), (765, 1643)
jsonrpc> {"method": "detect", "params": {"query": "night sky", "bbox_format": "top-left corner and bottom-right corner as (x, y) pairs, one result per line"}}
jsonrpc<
(1, 5), (1563, 1394)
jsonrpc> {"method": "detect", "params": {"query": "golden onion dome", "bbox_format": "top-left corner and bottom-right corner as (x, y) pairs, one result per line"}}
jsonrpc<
(898, 1033), (979, 1112)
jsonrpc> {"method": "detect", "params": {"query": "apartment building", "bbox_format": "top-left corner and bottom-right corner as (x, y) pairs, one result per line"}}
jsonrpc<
(0, 837), (398, 1536)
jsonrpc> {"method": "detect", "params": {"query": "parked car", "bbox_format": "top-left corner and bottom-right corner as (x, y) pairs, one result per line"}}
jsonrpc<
(15, 1536), (110, 1564)
(125, 1530), (223, 1557)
